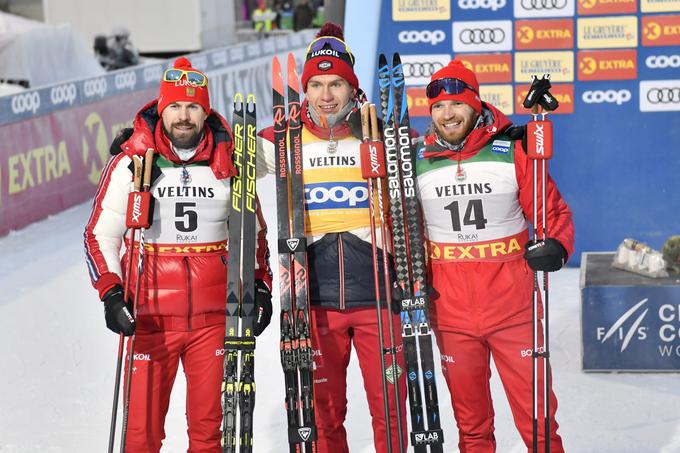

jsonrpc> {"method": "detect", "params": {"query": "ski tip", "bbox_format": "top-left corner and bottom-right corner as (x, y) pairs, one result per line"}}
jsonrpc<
(234, 92), (244, 105)
(246, 93), (256, 104)
(379, 53), (387, 66)
(272, 57), (283, 93)
(287, 54), (300, 93)
(392, 52), (402, 65)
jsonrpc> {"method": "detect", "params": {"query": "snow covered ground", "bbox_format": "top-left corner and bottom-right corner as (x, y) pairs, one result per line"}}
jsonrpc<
(1, 174), (679, 453)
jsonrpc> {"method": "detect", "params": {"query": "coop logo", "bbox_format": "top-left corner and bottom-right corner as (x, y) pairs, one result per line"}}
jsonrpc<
(458, 0), (507, 11)
(596, 298), (649, 352)
(83, 77), (108, 98)
(582, 89), (632, 105)
(50, 83), (77, 106)
(453, 20), (513, 52)
(646, 55), (680, 68)
(515, 0), (574, 18)
(10, 91), (41, 115)
(143, 65), (163, 83)
(114, 71), (137, 90)
(304, 182), (369, 210)
(642, 16), (680, 46)
(398, 30), (446, 45)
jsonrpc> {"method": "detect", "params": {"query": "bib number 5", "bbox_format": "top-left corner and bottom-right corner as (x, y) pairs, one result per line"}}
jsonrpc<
(175, 202), (198, 232)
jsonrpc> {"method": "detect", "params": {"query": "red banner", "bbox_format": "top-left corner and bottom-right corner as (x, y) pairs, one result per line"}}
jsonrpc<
(0, 89), (157, 235)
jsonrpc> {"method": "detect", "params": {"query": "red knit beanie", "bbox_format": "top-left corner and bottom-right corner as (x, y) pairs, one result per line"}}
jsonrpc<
(301, 23), (359, 92)
(158, 57), (210, 114)
(428, 60), (482, 113)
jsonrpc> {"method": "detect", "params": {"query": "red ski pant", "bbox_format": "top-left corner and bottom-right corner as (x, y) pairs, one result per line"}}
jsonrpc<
(311, 307), (408, 453)
(123, 323), (224, 453)
(434, 322), (564, 453)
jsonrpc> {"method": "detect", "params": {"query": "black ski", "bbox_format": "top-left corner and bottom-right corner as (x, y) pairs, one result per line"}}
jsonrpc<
(222, 93), (258, 453)
(273, 53), (318, 453)
(378, 53), (444, 453)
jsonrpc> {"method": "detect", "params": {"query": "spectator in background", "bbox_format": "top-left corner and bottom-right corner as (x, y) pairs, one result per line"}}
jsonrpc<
(94, 26), (139, 71)
(293, 0), (314, 31)
(252, 0), (274, 38)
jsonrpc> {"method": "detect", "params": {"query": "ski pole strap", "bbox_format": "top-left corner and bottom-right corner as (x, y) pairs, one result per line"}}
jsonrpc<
(278, 237), (307, 253)
(224, 336), (256, 351)
(522, 74), (559, 112)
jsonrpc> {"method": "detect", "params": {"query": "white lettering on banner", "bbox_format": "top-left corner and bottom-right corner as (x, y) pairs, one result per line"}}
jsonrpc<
(398, 30), (446, 45)
(143, 65), (163, 83)
(83, 78), (108, 98)
(192, 55), (208, 71)
(595, 298), (649, 352)
(114, 71), (137, 90)
(230, 46), (245, 62)
(10, 92), (41, 115)
(50, 83), (77, 106)
(582, 89), (632, 105)
(262, 38), (276, 54)
(247, 43), (262, 58)
(646, 55), (680, 69)
(459, 0), (507, 11)
(211, 50), (228, 67)
(305, 185), (368, 207)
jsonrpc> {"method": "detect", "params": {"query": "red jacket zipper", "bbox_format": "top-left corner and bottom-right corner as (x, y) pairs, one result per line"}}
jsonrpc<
(184, 256), (192, 331)
(338, 234), (345, 310)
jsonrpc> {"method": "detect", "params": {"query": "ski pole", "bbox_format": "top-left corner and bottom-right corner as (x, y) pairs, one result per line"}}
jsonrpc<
(108, 155), (143, 453)
(120, 148), (154, 452)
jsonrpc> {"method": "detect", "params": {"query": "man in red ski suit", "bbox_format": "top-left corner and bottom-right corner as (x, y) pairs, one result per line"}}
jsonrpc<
(257, 23), (407, 453)
(84, 57), (273, 452)
(413, 60), (574, 452)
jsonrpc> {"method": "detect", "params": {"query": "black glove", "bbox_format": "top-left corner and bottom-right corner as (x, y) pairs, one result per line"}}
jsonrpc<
(390, 281), (407, 315)
(102, 284), (136, 336)
(524, 238), (568, 272)
(253, 279), (273, 337)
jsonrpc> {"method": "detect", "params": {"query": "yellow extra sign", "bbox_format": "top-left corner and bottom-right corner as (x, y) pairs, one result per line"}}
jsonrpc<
(577, 16), (638, 49)
(392, 0), (450, 21)
(514, 51), (575, 83)
(480, 85), (514, 115)
(641, 0), (680, 12)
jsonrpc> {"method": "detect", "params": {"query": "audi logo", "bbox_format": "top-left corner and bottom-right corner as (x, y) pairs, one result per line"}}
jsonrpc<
(83, 77), (108, 98)
(459, 0), (506, 11)
(402, 62), (444, 78)
(143, 65), (163, 83)
(459, 28), (506, 45)
(10, 91), (41, 115)
(520, 0), (568, 9)
(114, 71), (137, 90)
(398, 30), (446, 45)
(646, 55), (680, 69)
(50, 83), (77, 106)
(582, 89), (632, 105)
(647, 87), (680, 104)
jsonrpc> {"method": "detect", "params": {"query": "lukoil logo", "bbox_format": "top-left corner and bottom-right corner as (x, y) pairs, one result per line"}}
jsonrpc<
(398, 30), (446, 45)
(597, 298), (649, 352)
(304, 183), (368, 210)
(582, 89), (631, 105)
(83, 78), (107, 98)
(458, 0), (506, 11)
(114, 71), (137, 90)
(50, 83), (77, 106)
(646, 55), (680, 68)
(11, 92), (41, 115)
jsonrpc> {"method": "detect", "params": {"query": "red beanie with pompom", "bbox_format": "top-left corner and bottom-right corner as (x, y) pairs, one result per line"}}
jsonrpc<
(301, 22), (359, 92)
(158, 57), (211, 114)
(428, 60), (481, 113)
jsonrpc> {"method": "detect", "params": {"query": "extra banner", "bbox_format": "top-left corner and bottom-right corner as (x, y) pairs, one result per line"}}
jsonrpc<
(378, 0), (680, 264)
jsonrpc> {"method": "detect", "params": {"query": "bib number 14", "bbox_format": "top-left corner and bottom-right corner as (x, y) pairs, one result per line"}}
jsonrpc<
(444, 199), (487, 231)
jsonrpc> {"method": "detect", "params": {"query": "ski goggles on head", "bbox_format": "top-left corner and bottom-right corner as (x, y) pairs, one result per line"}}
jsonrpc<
(426, 78), (478, 99)
(306, 36), (355, 65)
(162, 68), (208, 86)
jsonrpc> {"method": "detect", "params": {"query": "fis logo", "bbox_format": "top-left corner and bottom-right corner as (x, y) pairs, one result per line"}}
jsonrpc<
(304, 182), (368, 210)
(596, 298), (649, 352)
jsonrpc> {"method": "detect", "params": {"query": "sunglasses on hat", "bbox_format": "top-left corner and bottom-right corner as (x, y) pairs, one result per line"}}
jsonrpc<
(163, 68), (208, 87)
(306, 36), (355, 65)
(426, 78), (478, 99)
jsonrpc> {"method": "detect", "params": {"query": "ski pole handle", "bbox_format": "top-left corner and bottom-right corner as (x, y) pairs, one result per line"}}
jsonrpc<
(142, 148), (154, 191)
(361, 102), (370, 142)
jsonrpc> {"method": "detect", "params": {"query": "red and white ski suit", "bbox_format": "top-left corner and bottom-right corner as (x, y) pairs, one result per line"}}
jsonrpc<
(84, 101), (272, 452)
(415, 103), (574, 452)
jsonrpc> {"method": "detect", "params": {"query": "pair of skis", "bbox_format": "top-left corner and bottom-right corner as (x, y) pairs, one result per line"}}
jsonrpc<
(221, 93), (258, 453)
(378, 53), (444, 453)
(272, 53), (318, 453)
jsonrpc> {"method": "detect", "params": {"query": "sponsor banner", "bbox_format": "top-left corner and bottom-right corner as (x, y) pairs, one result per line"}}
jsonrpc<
(577, 16), (638, 49)
(514, 51), (574, 82)
(642, 15), (680, 47)
(397, 29), (447, 46)
(399, 54), (451, 86)
(479, 84), (514, 114)
(515, 18), (574, 50)
(514, 0), (576, 18)
(643, 51), (680, 71)
(577, 49), (637, 80)
(406, 87), (431, 117)
(580, 86), (634, 106)
(577, 0), (637, 14)
(392, 0), (451, 21)
(582, 286), (680, 370)
(452, 20), (513, 52)
(641, 0), (680, 12)
(456, 0), (510, 13)
(640, 79), (680, 112)
(515, 83), (575, 113)
(456, 53), (513, 83)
